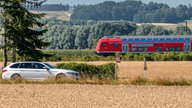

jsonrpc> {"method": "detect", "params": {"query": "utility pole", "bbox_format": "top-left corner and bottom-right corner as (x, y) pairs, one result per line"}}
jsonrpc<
(2, 16), (8, 67)
(186, 21), (188, 35)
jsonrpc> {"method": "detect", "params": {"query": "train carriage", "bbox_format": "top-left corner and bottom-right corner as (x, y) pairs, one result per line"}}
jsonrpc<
(96, 36), (192, 56)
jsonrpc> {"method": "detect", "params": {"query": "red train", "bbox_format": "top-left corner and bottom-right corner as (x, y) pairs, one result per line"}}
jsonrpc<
(95, 36), (192, 56)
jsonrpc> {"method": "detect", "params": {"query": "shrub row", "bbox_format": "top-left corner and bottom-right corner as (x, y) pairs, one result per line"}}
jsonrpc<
(43, 51), (192, 61)
(1, 50), (192, 62)
(55, 63), (115, 80)
(121, 52), (192, 61)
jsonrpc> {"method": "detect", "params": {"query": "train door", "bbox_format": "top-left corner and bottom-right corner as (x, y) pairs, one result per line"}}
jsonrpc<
(184, 43), (191, 52)
(122, 44), (128, 54)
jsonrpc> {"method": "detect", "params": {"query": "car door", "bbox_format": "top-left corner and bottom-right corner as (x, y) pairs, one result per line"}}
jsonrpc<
(18, 63), (38, 80)
(33, 63), (53, 80)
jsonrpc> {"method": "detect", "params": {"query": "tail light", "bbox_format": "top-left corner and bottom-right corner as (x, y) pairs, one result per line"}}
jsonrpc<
(3, 69), (7, 73)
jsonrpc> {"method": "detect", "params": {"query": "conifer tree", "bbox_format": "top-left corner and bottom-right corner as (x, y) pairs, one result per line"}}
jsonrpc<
(0, 0), (49, 66)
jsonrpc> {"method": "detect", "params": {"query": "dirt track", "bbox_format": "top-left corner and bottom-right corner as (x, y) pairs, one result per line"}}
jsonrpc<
(0, 84), (192, 108)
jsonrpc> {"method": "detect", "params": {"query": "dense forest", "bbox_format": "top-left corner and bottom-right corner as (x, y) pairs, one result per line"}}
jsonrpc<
(71, 0), (192, 23)
(41, 19), (192, 50)
(25, 0), (192, 23)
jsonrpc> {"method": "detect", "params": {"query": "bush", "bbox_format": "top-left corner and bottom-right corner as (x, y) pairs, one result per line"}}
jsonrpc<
(120, 52), (192, 61)
(55, 63), (115, 80)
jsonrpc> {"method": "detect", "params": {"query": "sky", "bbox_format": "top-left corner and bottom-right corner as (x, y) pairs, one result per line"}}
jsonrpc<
(45, 0), (192, 7)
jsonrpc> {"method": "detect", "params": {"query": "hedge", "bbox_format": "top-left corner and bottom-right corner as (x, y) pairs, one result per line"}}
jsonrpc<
(55, 63), (115, 80)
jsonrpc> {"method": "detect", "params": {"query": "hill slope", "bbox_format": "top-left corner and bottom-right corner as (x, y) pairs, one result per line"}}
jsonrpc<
(33, 11), (72, 21)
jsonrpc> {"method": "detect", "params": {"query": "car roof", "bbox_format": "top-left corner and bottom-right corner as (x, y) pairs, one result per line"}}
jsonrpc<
(11, 61), (44, 64)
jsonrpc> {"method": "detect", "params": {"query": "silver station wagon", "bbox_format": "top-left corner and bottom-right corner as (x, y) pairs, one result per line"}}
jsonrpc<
(2, 61), (80, 80)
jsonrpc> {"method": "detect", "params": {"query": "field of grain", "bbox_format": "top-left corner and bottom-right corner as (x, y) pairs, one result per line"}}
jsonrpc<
(32, 11), (72, 21)
(1, 84), (192, 107)
(138, 23), (192, 30)
(1, 61), (192, 107)
(117, 61), (192, 81)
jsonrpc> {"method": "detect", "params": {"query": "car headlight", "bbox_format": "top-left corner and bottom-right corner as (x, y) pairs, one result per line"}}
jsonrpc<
(67, 72), (79, 76)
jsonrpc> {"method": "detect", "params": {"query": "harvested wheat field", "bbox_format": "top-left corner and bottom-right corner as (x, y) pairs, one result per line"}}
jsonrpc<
(1, 84), (192, 108)
(1, 61), (192, 107)
(117, 61), (192, 81)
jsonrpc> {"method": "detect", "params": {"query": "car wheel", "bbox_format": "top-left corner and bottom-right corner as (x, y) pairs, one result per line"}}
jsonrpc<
(56, 74), (66, 80)
(11, 74), (22, 80)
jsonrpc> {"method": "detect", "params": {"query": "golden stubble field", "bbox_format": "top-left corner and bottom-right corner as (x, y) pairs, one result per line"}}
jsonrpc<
(1, 84), (192, 108)
(1, 61), (192, 107)
(117, 61), (192, 81)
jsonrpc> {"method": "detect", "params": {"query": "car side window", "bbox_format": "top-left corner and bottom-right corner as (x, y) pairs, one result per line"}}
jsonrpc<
(33, 63), (46, 69)
(19, 63), (32, 68)
(10, 63), (20, 68)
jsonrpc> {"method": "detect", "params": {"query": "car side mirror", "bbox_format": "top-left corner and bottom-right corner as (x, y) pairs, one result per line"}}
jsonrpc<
(46, 68), (50, 71)
(43, 67), (50, 70)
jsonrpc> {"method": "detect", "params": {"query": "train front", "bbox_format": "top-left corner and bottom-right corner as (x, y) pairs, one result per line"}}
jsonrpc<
(95, 37), (122, 56)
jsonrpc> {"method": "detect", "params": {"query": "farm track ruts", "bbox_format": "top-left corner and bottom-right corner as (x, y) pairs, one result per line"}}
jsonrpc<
(0, 84), (192, 108)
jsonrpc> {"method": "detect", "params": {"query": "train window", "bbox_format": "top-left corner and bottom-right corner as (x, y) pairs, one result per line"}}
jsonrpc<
(122, 38), (127, 42)
(132, 48), (137, 52)
(179, 38), (184, 42)
(169, 47), (175, 51)
(147, 38), (153, 42)
(141, 38), (147, 42)
(172, 38), (178, 42)
(186, 38), (190, 43)
(166, 38), (171, 42)
(160, 38), (165, 42)
(154, 38), (159, 42)
(156, 47), (162, 51)
(128, 39), (133, 42)
(101, 43), (107, 47)
(134, 38), (140, 42)
(144, 48), (148, 52)
(138, 48), (143, 52)
(165, 47), (169, 52)
(112, 42), (119, 47)
(176, 47), (181, 51)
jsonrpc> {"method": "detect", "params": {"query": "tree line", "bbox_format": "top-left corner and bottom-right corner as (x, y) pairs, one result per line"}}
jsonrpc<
(71, 0), (192, 23)
(41, 19), (192, 50)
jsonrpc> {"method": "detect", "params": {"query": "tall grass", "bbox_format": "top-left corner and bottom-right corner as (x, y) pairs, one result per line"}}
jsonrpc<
(1, 75), (192, 86)
(130, 77), (192, 86)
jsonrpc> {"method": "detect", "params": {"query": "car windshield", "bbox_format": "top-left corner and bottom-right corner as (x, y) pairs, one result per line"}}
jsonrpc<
(44, 63), (57, 69)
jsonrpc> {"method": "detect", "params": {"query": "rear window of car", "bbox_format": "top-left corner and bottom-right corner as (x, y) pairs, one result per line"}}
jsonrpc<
(10, 63), (20, 68)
